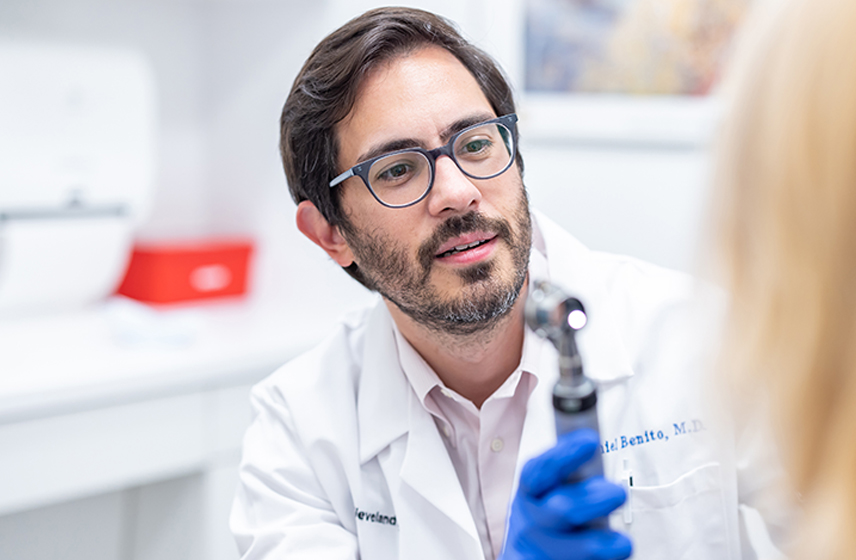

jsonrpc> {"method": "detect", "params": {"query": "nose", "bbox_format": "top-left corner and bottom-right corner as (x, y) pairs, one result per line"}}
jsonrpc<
(425, 155), (482, 216)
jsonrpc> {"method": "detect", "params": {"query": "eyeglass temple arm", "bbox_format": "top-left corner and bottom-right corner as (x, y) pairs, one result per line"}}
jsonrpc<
(329, 168), (354, 188)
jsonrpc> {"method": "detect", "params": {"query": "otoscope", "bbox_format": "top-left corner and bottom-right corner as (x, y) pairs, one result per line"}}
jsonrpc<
(525, 281), (605, 489)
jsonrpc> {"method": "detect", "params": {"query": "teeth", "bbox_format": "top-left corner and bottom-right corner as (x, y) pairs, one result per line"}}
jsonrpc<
(454, 241), (482, 251)
(440, 239), (487, 257)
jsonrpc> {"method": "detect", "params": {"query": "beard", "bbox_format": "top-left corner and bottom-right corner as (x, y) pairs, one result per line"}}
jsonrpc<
(339, 187), (532, 336)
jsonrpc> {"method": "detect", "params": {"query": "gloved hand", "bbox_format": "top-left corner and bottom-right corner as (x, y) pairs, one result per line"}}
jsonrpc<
(500, 428), (632, 560)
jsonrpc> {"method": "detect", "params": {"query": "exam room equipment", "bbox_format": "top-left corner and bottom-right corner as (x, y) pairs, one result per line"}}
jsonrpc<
(0, 42), (156, 315)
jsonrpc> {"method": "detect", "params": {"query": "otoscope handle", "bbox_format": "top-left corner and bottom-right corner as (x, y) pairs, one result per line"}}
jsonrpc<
(554, 404), (604, 482)
(554, 380), (608, 529)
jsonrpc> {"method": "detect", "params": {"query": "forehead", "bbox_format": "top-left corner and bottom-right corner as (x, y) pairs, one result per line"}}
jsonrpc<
(336, 45), (495, 166)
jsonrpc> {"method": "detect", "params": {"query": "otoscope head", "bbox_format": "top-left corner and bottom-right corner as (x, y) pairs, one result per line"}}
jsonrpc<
(525, 281), (587, 342)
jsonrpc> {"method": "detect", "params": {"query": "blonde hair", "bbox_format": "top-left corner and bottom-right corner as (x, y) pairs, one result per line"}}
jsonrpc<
(713, 0), (856, 557)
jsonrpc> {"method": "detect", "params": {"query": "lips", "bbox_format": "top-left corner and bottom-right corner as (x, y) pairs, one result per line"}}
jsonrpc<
(435, 232), (497, 259)
(417, 213), (511, 271)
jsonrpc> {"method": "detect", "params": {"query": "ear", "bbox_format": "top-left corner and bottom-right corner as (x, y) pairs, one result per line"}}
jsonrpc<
(295, 201), (355, 267)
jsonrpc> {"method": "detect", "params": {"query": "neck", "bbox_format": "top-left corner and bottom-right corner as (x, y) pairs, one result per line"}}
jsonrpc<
(387, 282), (528, 409)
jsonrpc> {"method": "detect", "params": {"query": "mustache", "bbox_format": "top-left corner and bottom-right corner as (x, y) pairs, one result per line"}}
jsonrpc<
(416, 212), (512, 271)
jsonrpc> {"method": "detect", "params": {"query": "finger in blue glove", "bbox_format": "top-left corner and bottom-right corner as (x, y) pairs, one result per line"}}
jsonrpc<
(501, 429), (632, 560)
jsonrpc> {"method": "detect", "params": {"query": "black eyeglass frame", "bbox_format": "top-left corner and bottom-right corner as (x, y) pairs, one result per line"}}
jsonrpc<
(328, 113), (519, 209)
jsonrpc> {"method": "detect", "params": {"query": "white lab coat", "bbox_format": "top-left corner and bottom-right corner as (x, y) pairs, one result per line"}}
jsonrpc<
(231, 211), (783, 560)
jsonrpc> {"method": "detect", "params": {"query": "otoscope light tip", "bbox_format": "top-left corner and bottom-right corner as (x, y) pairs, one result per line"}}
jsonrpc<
(568, 309), (587, 330)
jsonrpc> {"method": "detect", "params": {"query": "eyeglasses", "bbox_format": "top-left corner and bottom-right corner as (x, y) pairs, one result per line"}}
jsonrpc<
(329, 113), (518, 208)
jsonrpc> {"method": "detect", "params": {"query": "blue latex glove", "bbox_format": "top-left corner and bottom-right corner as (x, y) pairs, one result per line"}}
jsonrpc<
(500, 429), (632, 560)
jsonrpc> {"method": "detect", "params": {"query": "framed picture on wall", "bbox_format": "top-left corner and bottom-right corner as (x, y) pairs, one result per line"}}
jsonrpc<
(518, 0), (751, 147)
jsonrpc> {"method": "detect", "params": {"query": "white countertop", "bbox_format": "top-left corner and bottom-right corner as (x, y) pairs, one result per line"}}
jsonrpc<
(0, 290), (376, 423)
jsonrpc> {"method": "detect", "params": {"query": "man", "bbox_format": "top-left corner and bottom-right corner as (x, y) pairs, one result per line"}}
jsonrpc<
(231, 7), (784, 560)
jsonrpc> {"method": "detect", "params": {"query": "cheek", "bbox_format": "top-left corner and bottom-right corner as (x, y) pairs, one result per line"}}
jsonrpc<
(485, 176), (525, 215)
(341, 195), (426, 249)
(339, 184), (380, 226)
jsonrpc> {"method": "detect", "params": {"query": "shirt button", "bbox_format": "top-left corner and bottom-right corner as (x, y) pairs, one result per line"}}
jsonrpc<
(490, 438), (504, 452)
(440, 388), (453, 398)
(442, 425), (451, 438)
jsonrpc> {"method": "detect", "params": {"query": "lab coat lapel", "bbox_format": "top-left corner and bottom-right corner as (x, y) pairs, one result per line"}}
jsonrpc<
(397, 388), (483, 558)
(532, 210), (635, 384)
(357, 305), (409, 464)
(356, 305), (482, 559)
(511, 212), (637, 485)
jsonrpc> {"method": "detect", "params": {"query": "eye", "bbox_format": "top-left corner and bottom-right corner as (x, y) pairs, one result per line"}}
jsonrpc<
(462, 139), (492, 154)
(380, 163), (411, 180)
(455, 127), (497, 159)
(372, 156), (422, 187)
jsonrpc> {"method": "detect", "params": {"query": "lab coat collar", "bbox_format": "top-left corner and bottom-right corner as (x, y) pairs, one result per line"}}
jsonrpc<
(357, 303), (411, 465)
(532, 210), (635, 384)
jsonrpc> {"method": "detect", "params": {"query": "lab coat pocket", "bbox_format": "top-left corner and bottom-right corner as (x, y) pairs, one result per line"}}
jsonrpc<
(620, 462), (730, 560)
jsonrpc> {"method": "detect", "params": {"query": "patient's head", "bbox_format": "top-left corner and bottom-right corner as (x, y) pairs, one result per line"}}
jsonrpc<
(714, 0), (856, 557)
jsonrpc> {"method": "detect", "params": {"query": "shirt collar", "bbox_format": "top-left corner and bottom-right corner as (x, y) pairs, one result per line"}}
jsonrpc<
(392, 324), (443, 405)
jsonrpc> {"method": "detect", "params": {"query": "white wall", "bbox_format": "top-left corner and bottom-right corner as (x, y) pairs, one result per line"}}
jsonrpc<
(0, 0), (211, 237)
(523, 142), (711, 272)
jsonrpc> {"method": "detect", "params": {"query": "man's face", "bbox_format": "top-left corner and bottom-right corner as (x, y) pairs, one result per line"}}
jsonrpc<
(335, 46), (532, 335)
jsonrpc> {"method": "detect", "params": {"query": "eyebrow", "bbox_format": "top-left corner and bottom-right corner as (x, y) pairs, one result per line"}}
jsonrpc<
(354, 112), (497, 164)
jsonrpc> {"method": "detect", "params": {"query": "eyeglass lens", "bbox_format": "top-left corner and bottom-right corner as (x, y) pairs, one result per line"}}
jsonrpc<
(367, 121), (514, 207)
